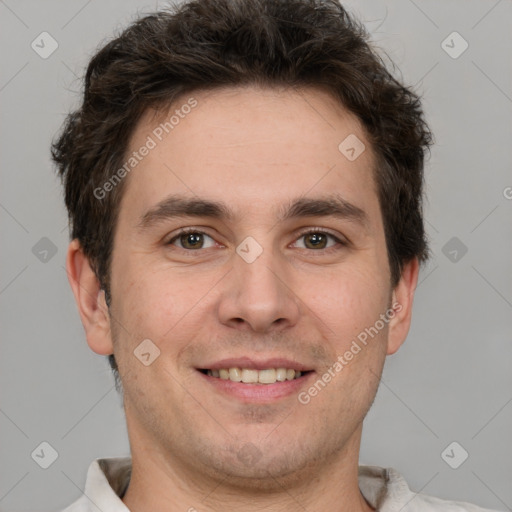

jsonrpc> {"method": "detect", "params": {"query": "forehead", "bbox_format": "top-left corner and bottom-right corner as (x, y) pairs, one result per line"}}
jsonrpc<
(118, 85), (381, 229)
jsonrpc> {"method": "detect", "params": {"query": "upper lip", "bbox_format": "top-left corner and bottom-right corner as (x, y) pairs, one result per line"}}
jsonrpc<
(198, 357), (314, 372)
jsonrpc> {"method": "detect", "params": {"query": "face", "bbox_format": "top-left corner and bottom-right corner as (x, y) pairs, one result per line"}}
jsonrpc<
(85, 86), (415, 487)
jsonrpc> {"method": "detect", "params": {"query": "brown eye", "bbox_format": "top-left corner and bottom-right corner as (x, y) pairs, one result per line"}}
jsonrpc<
(293, 230), (343, 251)
(168, 230), (216, 250)
(179, 232), (204, 249)
(303, 232), (329, 249)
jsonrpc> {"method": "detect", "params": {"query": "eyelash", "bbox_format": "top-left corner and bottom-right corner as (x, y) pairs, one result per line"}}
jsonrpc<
(166, 227), (347, 253)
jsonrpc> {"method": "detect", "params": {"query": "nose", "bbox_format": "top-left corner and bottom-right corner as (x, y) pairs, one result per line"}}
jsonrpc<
(217, 240), (301, 333)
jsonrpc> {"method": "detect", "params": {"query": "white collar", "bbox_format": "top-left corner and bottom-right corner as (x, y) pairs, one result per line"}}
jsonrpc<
(61, 456), (497, 512)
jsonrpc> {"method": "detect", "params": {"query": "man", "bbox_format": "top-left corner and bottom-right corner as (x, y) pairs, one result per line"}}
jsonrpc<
(52, 0), (499, 510)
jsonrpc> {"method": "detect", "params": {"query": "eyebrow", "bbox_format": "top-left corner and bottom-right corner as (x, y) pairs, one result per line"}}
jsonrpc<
(137, 193), (369, 231)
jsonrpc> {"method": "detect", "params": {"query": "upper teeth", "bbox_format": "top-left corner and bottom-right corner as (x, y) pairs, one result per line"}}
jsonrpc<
(206, 368), (302, 384)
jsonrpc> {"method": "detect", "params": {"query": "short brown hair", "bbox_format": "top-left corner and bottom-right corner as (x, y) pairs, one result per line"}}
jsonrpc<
(52, 0), (433, 385)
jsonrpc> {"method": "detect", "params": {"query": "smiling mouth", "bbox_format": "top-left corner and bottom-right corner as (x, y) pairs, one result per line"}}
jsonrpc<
(198, 368), (313, 384)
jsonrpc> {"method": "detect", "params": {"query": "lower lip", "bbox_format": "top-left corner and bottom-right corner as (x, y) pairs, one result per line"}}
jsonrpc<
(197, 370), (315, 403)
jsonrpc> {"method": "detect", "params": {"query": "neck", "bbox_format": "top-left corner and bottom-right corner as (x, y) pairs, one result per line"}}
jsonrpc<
(121, 426), (374, 512)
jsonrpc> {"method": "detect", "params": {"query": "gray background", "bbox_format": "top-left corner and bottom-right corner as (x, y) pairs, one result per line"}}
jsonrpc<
(1, 0), (511, 510)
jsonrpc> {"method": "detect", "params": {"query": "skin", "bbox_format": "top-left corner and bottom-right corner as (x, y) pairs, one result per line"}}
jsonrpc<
(67, 85), (419, 512)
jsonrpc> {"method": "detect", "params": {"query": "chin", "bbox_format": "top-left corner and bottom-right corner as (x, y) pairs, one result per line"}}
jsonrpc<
(192, 439), (321, 490)
(211, 457), (309, 491)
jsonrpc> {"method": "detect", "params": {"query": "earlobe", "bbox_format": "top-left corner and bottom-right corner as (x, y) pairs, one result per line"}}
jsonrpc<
(65, 239), (114, 356)
(386, 258), (420, 355)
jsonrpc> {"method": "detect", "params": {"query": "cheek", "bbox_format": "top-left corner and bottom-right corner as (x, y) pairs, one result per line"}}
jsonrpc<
(120, 277), (179, 338)
(113, 261), (217, 353)
(306, 265), (389, 331)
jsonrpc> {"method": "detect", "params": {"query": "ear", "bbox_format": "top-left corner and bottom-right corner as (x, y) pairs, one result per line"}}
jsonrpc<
(386, 257), (420, 355)
(65, 239), (113, 356)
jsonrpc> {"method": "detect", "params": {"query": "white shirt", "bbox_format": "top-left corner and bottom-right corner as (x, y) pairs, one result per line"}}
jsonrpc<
(61, 457), (501, 512)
